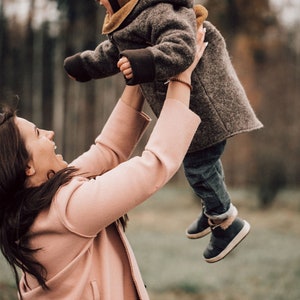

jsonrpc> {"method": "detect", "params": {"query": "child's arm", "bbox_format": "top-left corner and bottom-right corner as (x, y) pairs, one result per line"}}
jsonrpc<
(63, 3), (207, 84)
(118, 4), (207, 85)
(64, 39), (120, 82)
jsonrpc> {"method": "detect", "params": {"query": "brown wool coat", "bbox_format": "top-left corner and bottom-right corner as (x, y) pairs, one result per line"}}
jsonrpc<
(68, 0), (263, 151)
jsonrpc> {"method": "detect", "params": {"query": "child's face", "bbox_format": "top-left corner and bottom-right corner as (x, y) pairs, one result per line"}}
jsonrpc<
(96, 0), (114, 16)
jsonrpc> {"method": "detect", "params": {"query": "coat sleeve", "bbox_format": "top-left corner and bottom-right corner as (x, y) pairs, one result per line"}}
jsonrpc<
(69, 99), (150, 178)
(64, 39), (121, 82)
(55, 98), (200, 237)
(81, 39), (121, 79)
(120, 4), (199, 85)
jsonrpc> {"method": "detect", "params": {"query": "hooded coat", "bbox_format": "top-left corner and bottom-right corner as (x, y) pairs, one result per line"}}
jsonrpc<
(64, 0), (263, 152)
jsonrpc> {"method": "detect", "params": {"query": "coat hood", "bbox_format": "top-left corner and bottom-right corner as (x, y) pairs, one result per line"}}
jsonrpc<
(108, 0), (194, 13)
(103, 0), (207, 34)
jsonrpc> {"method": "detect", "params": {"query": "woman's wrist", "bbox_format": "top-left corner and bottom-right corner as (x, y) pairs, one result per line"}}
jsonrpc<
(165, 77), (192, 91)
(173, 73), (191, 82)
(165, 75), (192, 107)
(121, 85), (144, 111)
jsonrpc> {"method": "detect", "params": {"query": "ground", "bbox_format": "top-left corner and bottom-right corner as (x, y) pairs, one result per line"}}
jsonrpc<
(127, 185), (300, 300)
(1, 185), (300, 300)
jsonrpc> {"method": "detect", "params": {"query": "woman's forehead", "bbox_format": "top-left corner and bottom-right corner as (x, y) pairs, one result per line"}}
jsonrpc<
(15, 117), (35, 133)
(16, 116), (32, 125)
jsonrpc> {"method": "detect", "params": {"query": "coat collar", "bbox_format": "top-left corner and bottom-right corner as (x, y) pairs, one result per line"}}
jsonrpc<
(102, 0), (139, 34)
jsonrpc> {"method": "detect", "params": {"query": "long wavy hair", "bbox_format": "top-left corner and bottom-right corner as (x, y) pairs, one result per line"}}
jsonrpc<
(0, 105), (78, 296)
(0, 104), (129, 298)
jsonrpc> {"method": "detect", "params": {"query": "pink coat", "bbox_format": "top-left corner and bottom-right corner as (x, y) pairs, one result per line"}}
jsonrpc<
(19, 98), (200, 300)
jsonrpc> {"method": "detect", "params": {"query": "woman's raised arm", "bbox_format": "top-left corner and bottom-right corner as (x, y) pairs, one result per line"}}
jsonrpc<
(165, 26), (207, 106)
(121, 85), (145, 112)
(57, 26), (207, 236)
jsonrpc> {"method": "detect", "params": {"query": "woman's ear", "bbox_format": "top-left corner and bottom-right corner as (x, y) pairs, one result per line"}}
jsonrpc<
(25, 163), (35, 177)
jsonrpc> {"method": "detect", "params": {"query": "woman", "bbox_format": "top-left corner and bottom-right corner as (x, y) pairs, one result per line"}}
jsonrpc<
(0, 28), (206, 299)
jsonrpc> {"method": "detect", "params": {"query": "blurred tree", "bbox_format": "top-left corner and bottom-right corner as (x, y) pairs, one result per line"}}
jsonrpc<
(0, 1), (4, 84)
(55, 0), (100, 160)
(54, 0), (124, 161)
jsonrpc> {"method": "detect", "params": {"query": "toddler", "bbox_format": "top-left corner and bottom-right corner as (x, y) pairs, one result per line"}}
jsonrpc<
(64, 0), (263, 263)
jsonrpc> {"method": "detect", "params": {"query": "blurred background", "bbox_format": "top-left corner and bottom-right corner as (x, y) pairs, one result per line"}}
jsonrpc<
(0, 0), (299, 299)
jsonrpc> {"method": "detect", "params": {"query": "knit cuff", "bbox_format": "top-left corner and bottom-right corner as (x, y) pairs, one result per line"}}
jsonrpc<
(64, 53), (92, 82)
(120, 48), (155, 85)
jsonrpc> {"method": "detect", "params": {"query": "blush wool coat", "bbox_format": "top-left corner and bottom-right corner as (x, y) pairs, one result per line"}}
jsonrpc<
(18, 97), (200, 300)
(64, 0), (263, 152)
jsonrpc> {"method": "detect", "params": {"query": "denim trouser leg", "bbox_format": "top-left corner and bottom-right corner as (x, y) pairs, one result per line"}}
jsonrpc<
(183, 141), (231, 217)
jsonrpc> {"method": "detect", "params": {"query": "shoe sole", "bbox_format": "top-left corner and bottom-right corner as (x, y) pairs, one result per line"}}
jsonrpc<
(204, 220), (251, 263)
(186, 227), (211, 239)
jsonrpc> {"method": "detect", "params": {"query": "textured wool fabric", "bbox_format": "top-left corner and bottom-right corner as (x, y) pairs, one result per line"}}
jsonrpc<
(136, 20), (263, 151)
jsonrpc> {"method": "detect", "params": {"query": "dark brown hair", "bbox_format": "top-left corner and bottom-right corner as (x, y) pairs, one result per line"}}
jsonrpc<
(0, 104), (128, 298)
(0, 105), (77, 296)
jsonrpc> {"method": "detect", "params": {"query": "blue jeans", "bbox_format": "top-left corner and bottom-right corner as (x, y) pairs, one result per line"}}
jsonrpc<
(183, 141), (231, 217)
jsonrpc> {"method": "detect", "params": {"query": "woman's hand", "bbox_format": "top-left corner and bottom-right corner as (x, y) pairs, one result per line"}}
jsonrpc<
(184, 25), (207, 77)
(165, 25), (207, 106)
(176, 25), (207, 83)
(120, 26), (207, 110)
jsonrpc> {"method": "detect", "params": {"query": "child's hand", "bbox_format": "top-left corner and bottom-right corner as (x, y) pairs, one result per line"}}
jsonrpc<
(117, 57), (133, 79)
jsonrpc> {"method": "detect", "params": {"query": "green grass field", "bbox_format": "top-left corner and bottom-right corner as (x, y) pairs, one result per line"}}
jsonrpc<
(1, 185), (300, 300)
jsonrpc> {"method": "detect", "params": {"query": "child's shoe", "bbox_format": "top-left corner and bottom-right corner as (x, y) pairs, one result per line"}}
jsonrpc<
(203, 217), (250, 263)
(186, 212), (211, 239)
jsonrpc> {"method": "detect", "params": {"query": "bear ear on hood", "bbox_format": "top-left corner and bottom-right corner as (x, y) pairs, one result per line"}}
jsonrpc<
(194, 5), (208, 28)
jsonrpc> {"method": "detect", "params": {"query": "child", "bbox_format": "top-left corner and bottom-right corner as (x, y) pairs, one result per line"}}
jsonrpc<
(64, 0), (263, 263)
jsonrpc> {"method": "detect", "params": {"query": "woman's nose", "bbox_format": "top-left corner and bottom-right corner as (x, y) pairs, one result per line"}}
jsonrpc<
(45, 130), (54, 140)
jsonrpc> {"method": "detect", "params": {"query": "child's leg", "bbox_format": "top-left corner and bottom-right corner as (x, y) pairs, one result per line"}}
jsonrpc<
(183, 140), (250, 262)
(183, 140), (230, 217)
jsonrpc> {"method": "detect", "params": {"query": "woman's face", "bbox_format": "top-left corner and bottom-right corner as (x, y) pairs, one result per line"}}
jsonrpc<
(15, 117), (68, 187)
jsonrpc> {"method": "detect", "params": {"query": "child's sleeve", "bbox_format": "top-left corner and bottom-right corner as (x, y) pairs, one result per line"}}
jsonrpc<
(64, 39), (120, 82)
(120, 4), (207, 85)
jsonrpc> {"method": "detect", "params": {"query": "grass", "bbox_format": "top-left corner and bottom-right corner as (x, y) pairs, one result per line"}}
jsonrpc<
(126, 184), (300, 300)
(1, 184), (300, 300)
